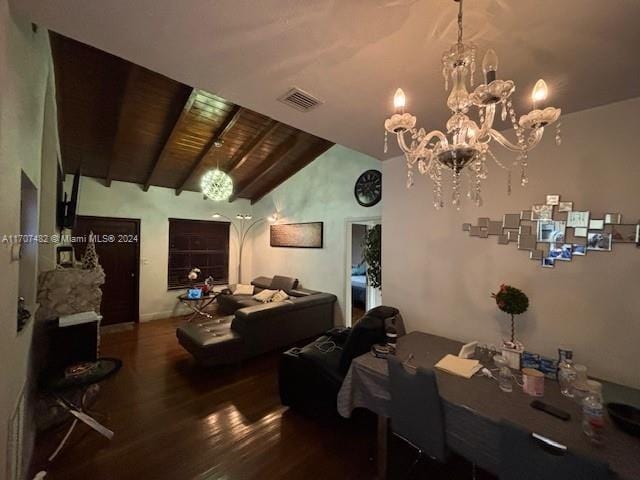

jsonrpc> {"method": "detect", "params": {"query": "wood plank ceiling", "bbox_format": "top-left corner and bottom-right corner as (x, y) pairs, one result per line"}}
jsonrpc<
(51, 33), (333, 204)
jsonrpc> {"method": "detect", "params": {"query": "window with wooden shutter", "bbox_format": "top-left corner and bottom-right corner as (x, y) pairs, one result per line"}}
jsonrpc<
(168, 218), (230, 289)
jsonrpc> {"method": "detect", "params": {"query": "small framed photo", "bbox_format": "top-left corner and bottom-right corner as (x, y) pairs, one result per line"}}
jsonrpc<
(558, 201), (573, 212)
(567, 211), (590, 228)
(574, 227), (588, 237)
(549, 243), (573, 261)
(546, 195), (560, 206)
(488, 221), (503, 235)
(503, 213), (521, 230)
(587, 232), (612, 251)
(477, 218), (490, 228)
(572, 244), (586, 256)
(604, 213), (621, 224)
(521, 210), (533, 221)
(537, 220), (566, 243)
(530, 250), (544, 261)
(606, 224), (637, 243)
(498, 235), (509, 245)
(462, 223), (471, 231)
(519, 225), (532, 235)
(589, 219), (605, 230)
(469, 226), (482, 237)
(517, 234), (537, 251)
(532, 204), (553, 221)
(542, 257), (556, 268)
(56, 245), (74, 268)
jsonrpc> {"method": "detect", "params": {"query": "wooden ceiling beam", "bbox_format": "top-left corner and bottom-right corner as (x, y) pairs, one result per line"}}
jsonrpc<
(225, 120), (279, 174)
(229, 133), (300, 202)
(142, 88), (197, 192)
(175, 105), (243, 196)
(250, 139), (333, 204)
(105, 64), (141, 187)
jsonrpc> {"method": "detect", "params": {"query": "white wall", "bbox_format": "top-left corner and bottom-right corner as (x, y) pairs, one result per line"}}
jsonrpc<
(382, 98), (640, 389)
(251, 144), (382, 325)
(67, 176), (252, 321)
(0, 2), (58, 477)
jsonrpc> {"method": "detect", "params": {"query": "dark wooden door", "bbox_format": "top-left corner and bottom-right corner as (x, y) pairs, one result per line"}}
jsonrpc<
(74, 216), (140, 325)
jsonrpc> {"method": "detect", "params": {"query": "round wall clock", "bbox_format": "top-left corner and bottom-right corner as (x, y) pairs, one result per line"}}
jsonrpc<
(354, 169), (382, 207)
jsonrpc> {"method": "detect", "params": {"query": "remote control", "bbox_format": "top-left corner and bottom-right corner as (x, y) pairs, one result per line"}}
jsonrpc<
(530, 400), (571, 421)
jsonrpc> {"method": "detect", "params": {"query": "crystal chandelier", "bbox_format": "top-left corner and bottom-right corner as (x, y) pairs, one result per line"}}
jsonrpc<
(384, 0), (561, 209)
(201, 169), (233, 201)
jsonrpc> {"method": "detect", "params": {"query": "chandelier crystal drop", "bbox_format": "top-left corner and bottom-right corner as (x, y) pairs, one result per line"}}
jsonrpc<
(201, 169), (233, 201)
(384, 0), (561, 209)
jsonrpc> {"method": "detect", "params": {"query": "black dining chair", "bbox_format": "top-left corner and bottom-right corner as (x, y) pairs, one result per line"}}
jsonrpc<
(498, 420), (611, 480)
(388, 355), (448, 478)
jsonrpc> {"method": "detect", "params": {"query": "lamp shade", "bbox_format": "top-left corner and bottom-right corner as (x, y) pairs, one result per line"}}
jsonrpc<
(201, 169), (233, 201)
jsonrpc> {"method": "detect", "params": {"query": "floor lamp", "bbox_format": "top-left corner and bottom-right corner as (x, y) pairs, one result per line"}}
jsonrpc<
(212, 212), (277, 283)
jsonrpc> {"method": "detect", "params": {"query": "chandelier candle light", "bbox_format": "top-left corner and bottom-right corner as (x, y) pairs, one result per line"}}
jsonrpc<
(384, 0), (561, 209)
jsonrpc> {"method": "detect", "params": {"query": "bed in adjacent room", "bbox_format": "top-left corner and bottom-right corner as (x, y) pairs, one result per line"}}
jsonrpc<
(351, 264), (367, 309)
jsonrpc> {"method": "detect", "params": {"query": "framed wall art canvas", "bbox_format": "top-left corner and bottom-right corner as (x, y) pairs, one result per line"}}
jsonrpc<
(270, 222), (323, 248)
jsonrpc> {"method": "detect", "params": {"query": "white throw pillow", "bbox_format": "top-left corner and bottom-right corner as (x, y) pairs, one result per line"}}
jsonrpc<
(252, 289), (277, 303)
(233, 284), (254, 295)
(270, 290), (289, 303)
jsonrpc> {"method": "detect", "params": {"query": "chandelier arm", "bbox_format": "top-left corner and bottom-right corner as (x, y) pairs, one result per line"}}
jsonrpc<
(487, 129), (525, 153)
(527, 127), (544, 149)
(398, 130), (449, 155)
(477, 104), (496, 141)
(396, 129), (413, 153)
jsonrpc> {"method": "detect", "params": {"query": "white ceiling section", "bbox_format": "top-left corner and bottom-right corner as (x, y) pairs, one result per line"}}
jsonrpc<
(14, 0), (640, 160)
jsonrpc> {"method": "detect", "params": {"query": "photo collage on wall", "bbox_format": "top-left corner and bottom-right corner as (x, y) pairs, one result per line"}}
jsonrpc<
(462, 195), (640, 268)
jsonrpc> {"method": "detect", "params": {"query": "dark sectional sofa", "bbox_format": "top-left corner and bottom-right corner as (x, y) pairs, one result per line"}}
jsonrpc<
(176, 275), (337, 366)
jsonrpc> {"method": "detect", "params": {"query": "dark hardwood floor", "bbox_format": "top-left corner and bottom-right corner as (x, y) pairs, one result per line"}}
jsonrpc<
(32, 316), (493, 480)
(352, 306), (366, 324)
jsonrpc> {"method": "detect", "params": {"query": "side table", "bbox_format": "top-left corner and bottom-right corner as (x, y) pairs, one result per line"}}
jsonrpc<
(44, 358), (122, 461)
(177, 292), (220, 322)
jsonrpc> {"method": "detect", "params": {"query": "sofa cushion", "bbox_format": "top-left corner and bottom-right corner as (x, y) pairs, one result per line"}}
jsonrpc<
(217, 293), (260, 314)
(251, 276), (273, 290)
(176, 317), (244, 366)
(233, 284), (254, 295)
(270, 275), (299, 292)
(270, 290), (289, 303)
(288, 287), (320, 298)
(253, 289), (277, 303)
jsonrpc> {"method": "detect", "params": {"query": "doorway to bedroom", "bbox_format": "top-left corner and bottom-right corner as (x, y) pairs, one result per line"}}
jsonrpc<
(346, 218), (382, 327)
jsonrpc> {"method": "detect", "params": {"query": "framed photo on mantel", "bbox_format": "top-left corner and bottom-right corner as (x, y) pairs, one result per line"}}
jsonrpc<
(270, 222), (324, 248)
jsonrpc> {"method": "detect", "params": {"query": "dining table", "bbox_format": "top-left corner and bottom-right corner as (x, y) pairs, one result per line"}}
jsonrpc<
(337, 331), (640, 480)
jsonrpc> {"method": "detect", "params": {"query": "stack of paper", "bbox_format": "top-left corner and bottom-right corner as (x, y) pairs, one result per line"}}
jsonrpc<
(435, 354), (482, 379)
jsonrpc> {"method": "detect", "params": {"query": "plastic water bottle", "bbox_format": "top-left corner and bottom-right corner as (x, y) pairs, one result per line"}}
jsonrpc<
(582, 380), (605, 445)
(557, 349), (577, 397)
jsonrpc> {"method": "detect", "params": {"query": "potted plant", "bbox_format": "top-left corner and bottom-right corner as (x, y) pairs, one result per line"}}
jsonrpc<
(491, 284), (529, 369)
(362, 225), (381, 289)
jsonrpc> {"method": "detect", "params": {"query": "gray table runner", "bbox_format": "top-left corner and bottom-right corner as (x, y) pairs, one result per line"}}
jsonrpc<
(337, 331), (640, 479)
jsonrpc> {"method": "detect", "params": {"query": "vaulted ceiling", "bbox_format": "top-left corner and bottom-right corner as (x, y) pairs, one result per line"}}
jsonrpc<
(16, 0), (640, 163)
(51, 34), (333, 203)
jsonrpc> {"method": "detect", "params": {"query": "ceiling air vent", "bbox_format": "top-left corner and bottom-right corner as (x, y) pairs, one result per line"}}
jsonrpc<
(278, 87), (323, 112)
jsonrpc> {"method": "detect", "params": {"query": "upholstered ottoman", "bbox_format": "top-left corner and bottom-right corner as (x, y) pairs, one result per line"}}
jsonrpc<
(176, 316), (244, 367)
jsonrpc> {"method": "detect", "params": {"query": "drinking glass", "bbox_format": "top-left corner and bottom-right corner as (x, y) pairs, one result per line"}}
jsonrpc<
(493, 355), (513, 393)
